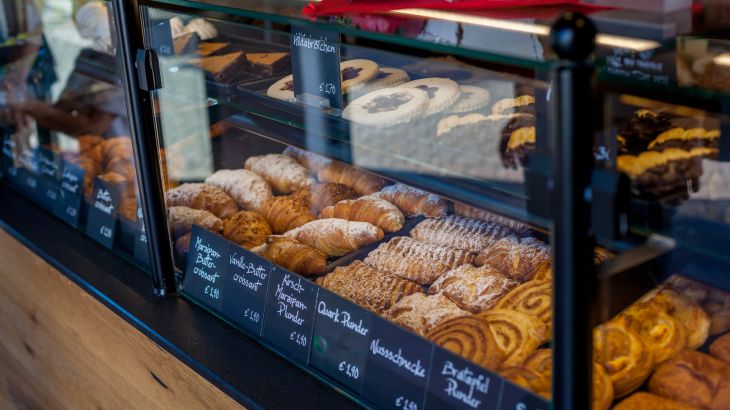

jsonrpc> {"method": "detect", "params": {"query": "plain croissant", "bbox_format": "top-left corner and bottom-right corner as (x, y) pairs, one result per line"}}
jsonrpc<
(252, 236), (327, 277)
(260, 195), (315, 234)
(373, 183), (448, 218)
(317, 161), (389, 196)
(283, 218), (384, 256)
(319, 195), (405, 233)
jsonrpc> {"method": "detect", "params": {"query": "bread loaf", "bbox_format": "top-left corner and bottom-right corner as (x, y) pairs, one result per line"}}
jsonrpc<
(710, 332), (730, 364)
(649, 351), (730, 410)
(205, 169), (273, 210)
(244, 154), (314, 194)
(373, 183), (448, 218)
(283, 218), (384, 257)
(319, 195), (405, 233)
(251, 236), (327, 277)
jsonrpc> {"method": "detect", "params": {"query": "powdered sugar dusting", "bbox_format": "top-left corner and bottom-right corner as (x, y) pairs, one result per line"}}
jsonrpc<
(386, 293), (469, 336)
(283, 146), (333, 172)
(283, 218), (383, 256)
(429, 265), (518, 313)
(476, 236), (551, 282)
(244, 154), (314, 193)
(374, 183), (447, 217)
(205, 169), (273, 210)
(411, 215), (514, 252)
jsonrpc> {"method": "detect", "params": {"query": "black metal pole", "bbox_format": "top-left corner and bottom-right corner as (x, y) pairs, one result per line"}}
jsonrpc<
(111, 0), (176, 296)
(549, 12), (597, 410)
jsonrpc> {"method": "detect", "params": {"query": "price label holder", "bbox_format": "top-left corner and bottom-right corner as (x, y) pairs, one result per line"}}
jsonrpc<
(498, 380), (550, 410)
(425, 347), (502, 410)
(363, 316), (431, 410)
(16, 167), (42, 203)
(55, 160), (85, 227)
(133, 206), (151, 266)
(221, 244), (272, 336)
(261, 266), (318, 364)
(85, 178), (121, 249)
(150, 19), (174, 57)
(598, 46), (675, 85)
(182, 225), (229, 311)
(290, 25), (343, 110)
(36, 147), (60, 211)
(310, 289), (372, 394)
(1, 135), (18, 182)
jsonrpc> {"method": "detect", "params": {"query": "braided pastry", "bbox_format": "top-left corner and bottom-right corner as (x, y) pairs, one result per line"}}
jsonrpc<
(429, 265), (518, 313)
(475, 236), (551, 282)
(222, 210), (271, 249)
(167, 206), (223, 239)
(426, 315), (505, 371)
(260, 195), (315, 234)
(495, 279), (553, 335)
(410, 215), (514, 253)
(164, 183), (238, 219)
(316, 261), (422, 314)
(244, 154), (314, 194)
(386, 293), (469, 336)
(204, 169), (273, 211)
(284, 219), (384, 257)
(373, 183), (448, 218)
(364, 236), (475, 285)
(477, 309), (548, 368)
(251, 236), (327, 277)
(594, 321), (654, 398)
(291, 182), (358, 215)
(319, 195), (405, 233)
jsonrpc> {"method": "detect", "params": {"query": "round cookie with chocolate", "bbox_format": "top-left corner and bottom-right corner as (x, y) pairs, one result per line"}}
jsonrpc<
(267, 74), (296, 102)
(348, 67), (410, 100)
(343, 87), (428, 127)
(448, 85), (491, 114)
(340, 59), (379, 94)
(399, 77), (461, 117)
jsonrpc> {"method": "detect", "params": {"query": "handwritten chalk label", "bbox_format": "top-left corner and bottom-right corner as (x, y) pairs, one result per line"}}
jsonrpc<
(290, 25), (343, 109)
(425, 347), (501, 410)
(182, 225), (229, 311)
(363, 316), (431, 410)
(310, 288), (372, 394)
(133, 207), (151, 266)
(261, 266), (318, 363)
(151, 19), (174, 56)
(55, 161), (85, 227)
(499, 380), (549, 410)
(36, 148), (60, 211)
(86, 178), (121, 249)
(221, 243), (272, 336)
(16, 167), (43, 203)
(600, 47), (675, 85)
(2, 136), (17, 181)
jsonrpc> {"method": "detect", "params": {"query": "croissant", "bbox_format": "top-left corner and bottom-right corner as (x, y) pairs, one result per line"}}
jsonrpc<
(205, 169), (273, 211)
(223, 210), (271, 249)
(283, 218), (384, 257)
(251, 236), (327, 277)
(260, 195), (315, 234)
(373, 183), (448, 218)
(319, 195), (405, 233)
(167, 206), (223, 239)
(283, 146), (332, 173)
(244, 154), (314, 194)
(317, 160), (389, 196)
(164, 183), (238, 218)
(292, 182), (358, 215)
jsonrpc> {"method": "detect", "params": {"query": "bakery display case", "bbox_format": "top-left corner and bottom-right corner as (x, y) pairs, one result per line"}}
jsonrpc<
(0, 0), (151, 270)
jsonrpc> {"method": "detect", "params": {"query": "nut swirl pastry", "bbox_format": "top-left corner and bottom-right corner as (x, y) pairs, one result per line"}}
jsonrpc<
(244, 154), (315, 194)
(640, 288), (710, 350)
(593, 321), (654, 398)
(495, 279), (553, 335)
(386, 293), (469, 336)
(204, 169), (273, 211)
(222, 210), (271, 249)
(478, 309), (548, 368)
(500, 366), (549, 398)
(616, 303), (688, 365)
(410, 215), (514, 253)
(426, 315), (505, 371)
(252, 236), (327, 277)
(365, 236), (475, 285)
(373, 183), (448, 218)
(476, 236), (552, 282)
(319, 195), (405, 233)
(165, 183), (238, 219)
(429, 265), (518, 313)
(316, 261), (422, 314)
(649, 351), (730, 410)
(291, 182), (358, 215)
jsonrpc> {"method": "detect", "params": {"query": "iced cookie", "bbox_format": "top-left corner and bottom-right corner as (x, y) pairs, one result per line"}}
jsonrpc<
(266, 74), (295, 102)
(448, 85), (491, 114)
(343, 87), (428, 127)
(399, 77), (461, 117)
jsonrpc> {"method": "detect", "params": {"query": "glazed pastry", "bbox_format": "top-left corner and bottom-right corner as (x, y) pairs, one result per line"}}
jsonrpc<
(640, 288), (710, 350)
(453, 202), (531, 235)
(410, 215), (514, 253)
(319, 195), (405, 233)
(364, 236), (475, 285)
(593, 321), (654, 398)
(649, 351), (730, 410)
(500, 366), (551, 399)
(426, 315), (505, 371)
(204, 169), (273, 211)
(244, 154), (315, 194)
(260, 195), (315, 234)
(476, 236), (551, 282)
(316, 261), (422, 314)
(477, 309), (548, 368)
(399, 77), (461, 116)
(614, 392), (698, 410)
(291, 182), (358, 215)
(251, 236), (327, 277)
(222, 210), (271, 249)
(283, 218), (384, 257)
(386, 293), (469, 336)
(317, 160), (389, 196)
(167, 206), (223, 239)
(164, 183), (238, 219)
(710, 332), (730, 364)
(283, 146), (332, 173)
(491, 95), (535, 115)
(495, 279), (553, 335)
(617, 302), (688, 365)
(429, 265), (518, 313)
(373, 183), (448, 218)
(342, 87), (428, 126)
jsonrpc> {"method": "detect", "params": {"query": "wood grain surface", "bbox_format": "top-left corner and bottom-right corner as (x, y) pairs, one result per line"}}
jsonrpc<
(0, 228), (245, 410)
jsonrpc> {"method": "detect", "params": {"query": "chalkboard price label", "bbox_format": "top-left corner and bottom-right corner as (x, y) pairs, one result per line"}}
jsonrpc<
(182, 225), (229, 311)
(85, 178), (120, 249)
(425, 347), (502, 410)
(16, 167), (42, 202)
(290, 25), (343, 109)
(310, 289), (372, 394)
(2, 136), (17, 179)
(499, 380), (549, 410)
(36, 148), (60, 211)
(262, 266), (318, 363)
(133, 207), (151, 266)
(221, 244), (272, 336)
(151, 19), (174, 56)
(363, 316), (431, 410)
(55, 160), (85, 227)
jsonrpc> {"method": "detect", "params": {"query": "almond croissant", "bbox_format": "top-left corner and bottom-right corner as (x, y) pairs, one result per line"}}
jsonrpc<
(283, 218), (384, 257)
(260, 195), (315, 234)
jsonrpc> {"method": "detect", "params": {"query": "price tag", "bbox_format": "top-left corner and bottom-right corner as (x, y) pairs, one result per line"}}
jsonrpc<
(261, 266), (318, 364)
(16, 167), (42, 202)
(36, 147), (60, 211)
(133, 207), (151, 266)
(1, 135), (17, 181)
(425, 347), (502, 410)
(55, 160), (85, 227)
(363, 316), (431, 410)
(182, 225), (229, 311)
(599, 47), (675, 85)
(310, 289), (372, 394)
(499, 380), (549, 410)
(290, 25), (343, 109)
(221, 244), (272, 336)
(85, 178), (120, 249)
(151, 19), (174, 57)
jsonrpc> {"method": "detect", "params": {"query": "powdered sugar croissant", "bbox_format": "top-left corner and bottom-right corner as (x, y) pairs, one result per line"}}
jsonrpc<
(205, 169), (273, 211)
(244, 154), (314, 194)
(283, 218), (384, 257)
(319, 195), (405, 233)
(373, 183), (448, 218)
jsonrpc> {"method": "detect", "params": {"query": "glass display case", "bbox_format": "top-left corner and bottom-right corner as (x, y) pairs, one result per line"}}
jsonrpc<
(0, 0), (151, 270)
